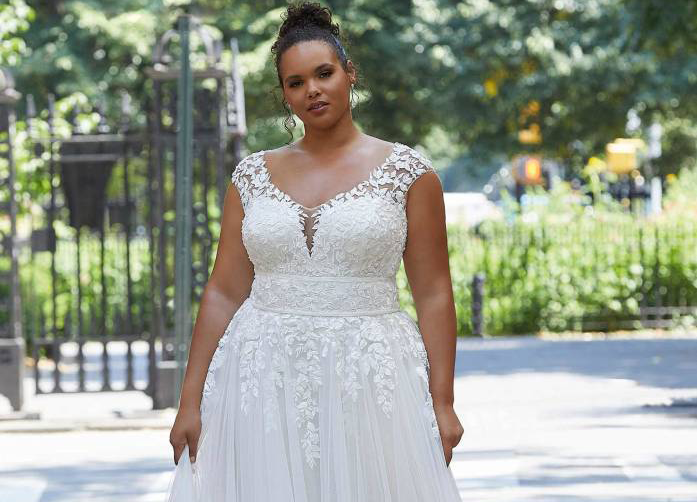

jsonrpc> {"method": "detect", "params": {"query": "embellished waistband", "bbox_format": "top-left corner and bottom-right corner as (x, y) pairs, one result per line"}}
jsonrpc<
(249, 272), (401, 316)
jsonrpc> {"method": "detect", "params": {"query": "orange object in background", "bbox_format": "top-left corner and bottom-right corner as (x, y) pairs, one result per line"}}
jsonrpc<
(524, 157), (541, 181)
(512, 154), (544, 185)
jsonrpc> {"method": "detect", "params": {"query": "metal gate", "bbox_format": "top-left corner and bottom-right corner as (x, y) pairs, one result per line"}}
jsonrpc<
(1, 16), (246, 410)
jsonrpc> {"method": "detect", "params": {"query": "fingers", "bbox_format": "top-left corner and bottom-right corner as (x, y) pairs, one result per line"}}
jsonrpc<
(186, 428), (201, 464)
(172, 441), (184, 466)
(454, 424), (464, 446)
(448, 432), (463, 449)
(440, 437), (450, 464)
(441, 435), (456, 466)
(170, 433), (186, 466)
(443, 425), (464, 450)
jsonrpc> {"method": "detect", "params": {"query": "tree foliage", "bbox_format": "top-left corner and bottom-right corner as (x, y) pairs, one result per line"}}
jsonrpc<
(4, 0), (697, 174)
(0, 0), (33, 66)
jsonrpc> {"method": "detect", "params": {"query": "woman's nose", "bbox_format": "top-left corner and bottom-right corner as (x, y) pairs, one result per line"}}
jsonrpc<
(307, 80), (320, 97)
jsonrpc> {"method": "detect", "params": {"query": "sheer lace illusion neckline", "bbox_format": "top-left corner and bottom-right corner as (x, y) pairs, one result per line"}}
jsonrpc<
(259, 142), (400, 213)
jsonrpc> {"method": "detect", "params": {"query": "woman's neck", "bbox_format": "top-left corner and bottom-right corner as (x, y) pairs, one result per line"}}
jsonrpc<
(298, 114), (363, 154)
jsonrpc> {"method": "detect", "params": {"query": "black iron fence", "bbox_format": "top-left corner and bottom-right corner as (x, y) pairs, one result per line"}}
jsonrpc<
(0, 18), (247, 410)
(447, 217), (697, 336)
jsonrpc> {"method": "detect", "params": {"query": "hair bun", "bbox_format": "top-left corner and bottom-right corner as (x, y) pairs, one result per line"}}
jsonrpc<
(279, 2), (340, 38)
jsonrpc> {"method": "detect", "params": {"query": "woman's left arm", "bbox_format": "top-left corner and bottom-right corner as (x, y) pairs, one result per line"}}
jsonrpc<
(402, 168), (464, 466)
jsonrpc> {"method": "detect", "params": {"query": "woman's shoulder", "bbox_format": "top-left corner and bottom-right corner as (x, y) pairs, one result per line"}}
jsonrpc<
(231, 150), (265, 177)
(234, 140), (434, 174)
(379, 141), (437, 204)
(393, 142), (435, 175)
(230, 151), (268, 201)
(355, 135), (432, 172)
(236, 149), (266, 167)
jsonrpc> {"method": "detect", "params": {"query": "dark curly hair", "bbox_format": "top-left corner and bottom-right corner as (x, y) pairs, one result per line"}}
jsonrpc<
(270, 2), (361, 143)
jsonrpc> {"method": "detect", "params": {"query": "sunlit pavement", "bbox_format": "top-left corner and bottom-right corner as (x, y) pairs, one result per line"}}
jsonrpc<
(1, 331), (695, 501)
(0, 429), (172, 502)
(449, 331), (697, 502)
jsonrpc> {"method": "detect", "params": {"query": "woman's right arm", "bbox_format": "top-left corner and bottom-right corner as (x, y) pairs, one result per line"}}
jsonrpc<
(169, 179), (253, 466)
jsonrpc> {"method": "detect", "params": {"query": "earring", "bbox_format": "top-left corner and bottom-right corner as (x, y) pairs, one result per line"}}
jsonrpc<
(282, 100), (296, 129)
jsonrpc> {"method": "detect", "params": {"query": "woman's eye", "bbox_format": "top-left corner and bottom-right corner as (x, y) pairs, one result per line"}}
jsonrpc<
(289, 72), (330, 88)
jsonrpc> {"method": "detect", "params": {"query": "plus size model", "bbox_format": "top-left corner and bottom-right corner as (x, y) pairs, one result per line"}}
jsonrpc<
(165, 2), (464, 500)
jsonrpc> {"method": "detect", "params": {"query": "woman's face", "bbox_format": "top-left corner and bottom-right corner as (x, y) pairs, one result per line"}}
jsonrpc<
(279, 40), (356, 128)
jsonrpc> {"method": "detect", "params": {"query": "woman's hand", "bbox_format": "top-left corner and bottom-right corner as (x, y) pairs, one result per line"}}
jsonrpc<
(169, 406), (202, 466)
(433, 402), (464, 466)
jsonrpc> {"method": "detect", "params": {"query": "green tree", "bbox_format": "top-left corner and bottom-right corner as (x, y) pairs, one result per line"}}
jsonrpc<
(7, 0), (697, 174)
(0, 0), (33, 66)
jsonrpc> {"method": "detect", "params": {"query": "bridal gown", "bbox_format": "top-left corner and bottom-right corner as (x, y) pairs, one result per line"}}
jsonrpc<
(165, 142), (463, 501)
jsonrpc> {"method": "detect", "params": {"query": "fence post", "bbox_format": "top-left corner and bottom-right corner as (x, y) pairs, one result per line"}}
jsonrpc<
(173, 12), (194, 407)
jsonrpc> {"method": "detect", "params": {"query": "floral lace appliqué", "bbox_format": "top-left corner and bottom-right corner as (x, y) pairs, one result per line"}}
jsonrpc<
(199, 142), (442, 468)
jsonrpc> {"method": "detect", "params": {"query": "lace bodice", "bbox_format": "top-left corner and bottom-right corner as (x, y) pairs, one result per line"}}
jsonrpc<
(231, 142), (434, 284)
(195, 143), (442, 473)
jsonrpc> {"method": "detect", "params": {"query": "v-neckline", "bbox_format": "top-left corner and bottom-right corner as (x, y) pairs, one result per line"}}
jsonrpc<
(259, 142), (400, 214)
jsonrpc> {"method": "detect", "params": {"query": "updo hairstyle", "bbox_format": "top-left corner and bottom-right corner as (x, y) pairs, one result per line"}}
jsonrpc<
(270, 2), (361, 142)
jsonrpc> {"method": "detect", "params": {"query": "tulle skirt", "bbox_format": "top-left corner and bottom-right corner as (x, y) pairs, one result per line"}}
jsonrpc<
(164, 297), (462, 501)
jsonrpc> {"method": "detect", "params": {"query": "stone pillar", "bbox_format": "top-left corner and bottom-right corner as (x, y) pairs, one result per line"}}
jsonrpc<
(0, 338), (25, 411)
(154, 359), (178, 409)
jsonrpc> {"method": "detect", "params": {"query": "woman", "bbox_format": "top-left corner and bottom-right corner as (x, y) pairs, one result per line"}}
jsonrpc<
(165, 2), (464, 500)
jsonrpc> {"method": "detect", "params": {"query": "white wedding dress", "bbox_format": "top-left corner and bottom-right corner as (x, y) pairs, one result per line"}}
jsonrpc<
(165, 142), (462, 501)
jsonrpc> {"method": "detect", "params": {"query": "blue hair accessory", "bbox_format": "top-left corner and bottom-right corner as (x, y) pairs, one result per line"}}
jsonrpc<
(332, 34), (347, 61)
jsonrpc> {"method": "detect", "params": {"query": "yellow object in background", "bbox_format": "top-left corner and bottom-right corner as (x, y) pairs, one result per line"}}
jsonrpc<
(585, 156), (607, 173)
(606, 138), (646, 174)
(518, 123), (542, 144)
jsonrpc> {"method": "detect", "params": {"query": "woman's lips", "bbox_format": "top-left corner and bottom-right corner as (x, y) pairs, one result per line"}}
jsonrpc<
(308, 103), (329, 113)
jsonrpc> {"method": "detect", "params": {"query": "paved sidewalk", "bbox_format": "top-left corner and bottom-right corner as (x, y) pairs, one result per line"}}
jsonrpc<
(0, 340), (175, 433)
(0, 380), (175, 433)
(1, 330), (696, 501)
(450, 330), (697, 501)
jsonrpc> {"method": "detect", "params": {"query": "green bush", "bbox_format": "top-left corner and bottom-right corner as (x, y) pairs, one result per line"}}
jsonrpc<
(398, 172), (697, 336)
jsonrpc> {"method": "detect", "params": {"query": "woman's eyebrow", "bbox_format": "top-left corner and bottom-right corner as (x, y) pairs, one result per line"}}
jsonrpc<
(284, 63), (334, 82)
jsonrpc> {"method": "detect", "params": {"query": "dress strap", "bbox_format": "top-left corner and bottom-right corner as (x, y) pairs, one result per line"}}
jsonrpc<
(230, 151), (265, 210)
(380, 144), (436, 206)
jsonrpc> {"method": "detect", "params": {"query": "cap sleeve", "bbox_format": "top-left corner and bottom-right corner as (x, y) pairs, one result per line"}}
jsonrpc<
(408, 147), (435, 181)
(392, 145), (436, 205)
(230, 152), (258, 209)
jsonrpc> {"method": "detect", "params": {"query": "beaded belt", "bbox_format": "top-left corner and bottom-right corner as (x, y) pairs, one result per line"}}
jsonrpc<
(249, 272), (401, 316)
